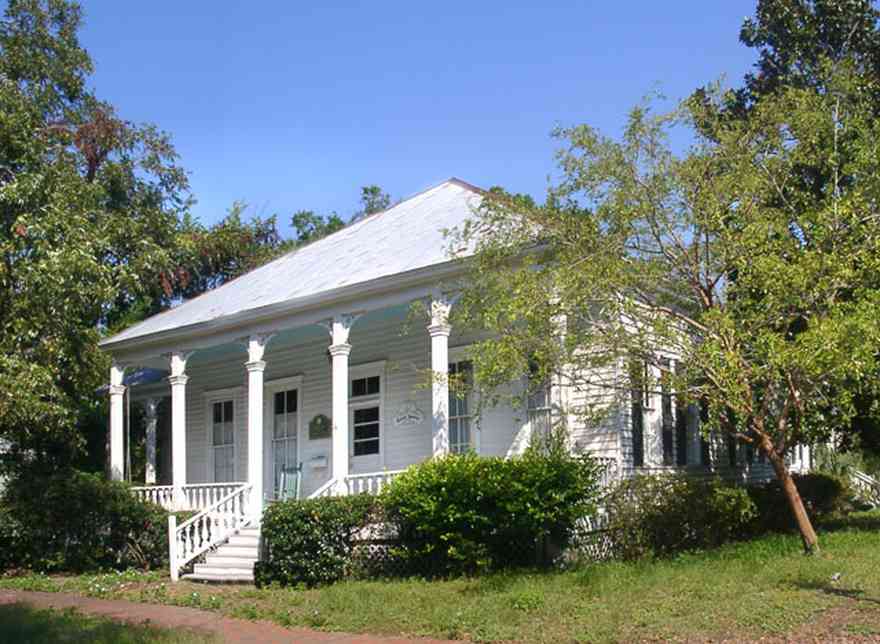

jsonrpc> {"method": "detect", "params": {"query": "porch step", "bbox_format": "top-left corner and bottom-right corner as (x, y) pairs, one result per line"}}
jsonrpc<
(183, 527), (261, 584)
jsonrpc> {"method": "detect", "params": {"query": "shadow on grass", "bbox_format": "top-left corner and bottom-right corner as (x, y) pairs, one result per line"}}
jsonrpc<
(793, 581), (880, 607)
(0, 604), (216, 644)
(818, 512), (880, 533)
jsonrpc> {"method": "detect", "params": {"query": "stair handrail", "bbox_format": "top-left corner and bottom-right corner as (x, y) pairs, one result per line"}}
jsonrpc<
(168, 482), (253, 581)
(307, 477), (338, 499)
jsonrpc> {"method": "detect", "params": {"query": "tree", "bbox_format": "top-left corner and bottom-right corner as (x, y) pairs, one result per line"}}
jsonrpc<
(290, 210), (346, 245)
(356, 184), (392, 217)
(693, 0), (880, 465)
(290, 185), (392, 244)
(452, 70), (880, 553)
(0, 0), (191, 473)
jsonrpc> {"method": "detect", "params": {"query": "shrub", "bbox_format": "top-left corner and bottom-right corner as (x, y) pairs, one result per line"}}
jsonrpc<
(381, 441), (601, 576)
(602, 474), (757, 560)
(748, 472), (855, 533)
(1, 468), (169, 572)
(255, 494), (377, 587)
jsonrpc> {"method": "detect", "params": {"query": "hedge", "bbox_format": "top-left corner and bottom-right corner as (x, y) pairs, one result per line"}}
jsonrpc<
(382, 444), (602, 576)
(601, 473), (757, 560)
(255, 494), (377, 587)
(0, 469), (169, 572)
(748, 472), (855, 532)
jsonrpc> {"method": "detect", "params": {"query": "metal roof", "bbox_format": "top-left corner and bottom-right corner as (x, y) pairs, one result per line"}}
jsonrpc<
(102, 178), (483, 348)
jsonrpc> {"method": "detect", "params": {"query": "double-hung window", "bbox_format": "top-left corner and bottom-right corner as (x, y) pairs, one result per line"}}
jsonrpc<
(448, 360), (473, 454)
(211, 400), (235, 482)
(350, 370), (381, 457)
(527, 380), (552, 444)
(660, 359), (675, 466)
(629, 360), (648, 467)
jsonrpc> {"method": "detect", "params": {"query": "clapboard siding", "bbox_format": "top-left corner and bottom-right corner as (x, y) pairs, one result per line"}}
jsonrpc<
(178, 315), (529, 497)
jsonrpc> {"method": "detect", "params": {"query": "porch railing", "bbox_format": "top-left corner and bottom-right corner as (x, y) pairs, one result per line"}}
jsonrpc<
(307, 470), (405, 499)
(851, 469), (880, 508)
(131, 482), (247, 512)
(167, 482), (252, 581)
(344, 470), (405, 495)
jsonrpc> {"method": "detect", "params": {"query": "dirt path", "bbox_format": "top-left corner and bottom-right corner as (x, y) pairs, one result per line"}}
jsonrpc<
(0, 590), (457, 644)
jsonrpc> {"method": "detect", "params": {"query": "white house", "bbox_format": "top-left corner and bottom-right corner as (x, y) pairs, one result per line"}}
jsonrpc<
(100, 178), (806, 581)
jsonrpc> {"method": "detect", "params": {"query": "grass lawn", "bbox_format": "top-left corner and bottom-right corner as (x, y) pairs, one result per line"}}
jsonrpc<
(1, 512), (879, 642)
(0, 603), (217, 643)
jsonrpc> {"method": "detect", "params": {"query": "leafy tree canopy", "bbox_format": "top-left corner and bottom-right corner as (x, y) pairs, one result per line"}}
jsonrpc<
(452, 66), (880, 553)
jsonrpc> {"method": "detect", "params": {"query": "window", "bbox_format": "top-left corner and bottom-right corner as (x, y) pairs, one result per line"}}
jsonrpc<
(272, 389), (298, 496)
(629, 360), (646, 467)
(211, 400), (234, 482)
(352, 407), (380, 455)
(699, 399), (711, 467)
(448, 361), (473, 453)
(660, 360), (674, 466)
(351, 375), (380, 398)
(527, 382), (552, 443)
(350, 366), (382, 458)
(675, 397), (688, 466)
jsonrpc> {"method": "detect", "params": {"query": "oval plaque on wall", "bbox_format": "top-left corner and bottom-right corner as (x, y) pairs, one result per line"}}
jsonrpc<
(308, 414), (331, 440)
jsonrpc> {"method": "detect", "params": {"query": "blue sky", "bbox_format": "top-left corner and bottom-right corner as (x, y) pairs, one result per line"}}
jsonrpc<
(77, 1), (760, 234)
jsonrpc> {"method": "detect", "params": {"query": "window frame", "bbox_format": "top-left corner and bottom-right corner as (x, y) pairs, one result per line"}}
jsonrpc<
(448, 345), (479, 454)
(204, 386), (242, 483)
(264, 375), (303, 499)
(448, 359), (474, 454)
(348, 361), (385, 462)
(526, 362), (553, 446)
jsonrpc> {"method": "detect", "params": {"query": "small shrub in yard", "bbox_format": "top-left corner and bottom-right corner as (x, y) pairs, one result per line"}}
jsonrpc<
(749, 472), (855, 533)
(255, 494), (377, 587)
(381, 438), (602, 576)
(0, 468), (169, 572)
(602, 474), (757, 560)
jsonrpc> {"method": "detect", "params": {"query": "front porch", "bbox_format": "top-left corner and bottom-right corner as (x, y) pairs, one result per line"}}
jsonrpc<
(108, 294), (556, 580)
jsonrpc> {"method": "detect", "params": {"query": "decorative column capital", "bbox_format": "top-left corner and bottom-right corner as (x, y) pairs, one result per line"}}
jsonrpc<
(243, 333), (275, 364)
(109, 362), (126, 387)
(328, 343), (352, 358)
(321, 313), (362, 347)
(167, 351), (193, 379)
(108, 384), (126, 397)
(245, 360), (266, 373)
(167, 374), (189, 387)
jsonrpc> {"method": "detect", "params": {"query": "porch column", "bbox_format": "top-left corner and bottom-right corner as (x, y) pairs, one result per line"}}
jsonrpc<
(144, 398), (159, 485)
(108, 363), (126, 481)
(327, 314), (358, 494)
(428, 298), (452, 457)
(246, 335), (270, 520)
(168, 352), (190, 509)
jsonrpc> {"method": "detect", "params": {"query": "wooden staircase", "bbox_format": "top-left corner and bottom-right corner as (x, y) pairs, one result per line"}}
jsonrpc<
(183, 526), (260, 583)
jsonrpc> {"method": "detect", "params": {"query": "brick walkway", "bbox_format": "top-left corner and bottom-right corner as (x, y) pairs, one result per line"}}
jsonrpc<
(0, 590), (457, 644)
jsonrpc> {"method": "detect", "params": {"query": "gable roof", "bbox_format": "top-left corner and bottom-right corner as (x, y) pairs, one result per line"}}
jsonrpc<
(101, 178), (483, 349)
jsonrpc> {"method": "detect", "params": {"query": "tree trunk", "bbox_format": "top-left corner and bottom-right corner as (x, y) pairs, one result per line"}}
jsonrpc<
(763, 440), (819, 554)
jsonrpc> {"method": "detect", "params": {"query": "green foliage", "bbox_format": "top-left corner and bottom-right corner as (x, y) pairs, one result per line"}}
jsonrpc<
(749, 472), (855, 532)
(381, 443), (601, 575)
(356, 184), (392, 217)
(0, 469), (169, 572)
(255, 495), (377, 587)
(602, 474), (757, 560)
